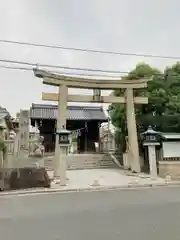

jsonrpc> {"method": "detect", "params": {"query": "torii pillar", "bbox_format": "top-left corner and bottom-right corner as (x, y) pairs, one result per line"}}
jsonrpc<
(126, 88), (140, 172)
(54, 85), (68, 180)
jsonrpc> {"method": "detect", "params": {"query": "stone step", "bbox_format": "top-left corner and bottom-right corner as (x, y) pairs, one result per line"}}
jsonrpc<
(68, 162), (116, 167)
(17, 153), (117, 170)
(67, 165), (115, 170)
(44, 159), (115, 166)
(66, 154), (116, 170)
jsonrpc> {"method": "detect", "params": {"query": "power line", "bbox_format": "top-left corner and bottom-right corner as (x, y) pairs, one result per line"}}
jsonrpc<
(0, 39), (180, 60)
(0, 65), (32, 71)
(0, 64), (127, 78)
(0, 59), (165, 78)
(0, 63), (168, 81)
(0, 58), (133, 74)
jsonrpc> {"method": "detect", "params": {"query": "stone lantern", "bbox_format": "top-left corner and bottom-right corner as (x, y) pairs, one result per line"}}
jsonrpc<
(55, 127), (71, 186)
(141, 126), (164, 177)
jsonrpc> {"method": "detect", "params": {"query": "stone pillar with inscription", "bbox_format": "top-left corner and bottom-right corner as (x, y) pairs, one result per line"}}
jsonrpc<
(19, 110), (29, 150)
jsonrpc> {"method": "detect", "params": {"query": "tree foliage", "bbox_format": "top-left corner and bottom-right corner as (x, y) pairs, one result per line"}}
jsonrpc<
(109, 62), (180, 149)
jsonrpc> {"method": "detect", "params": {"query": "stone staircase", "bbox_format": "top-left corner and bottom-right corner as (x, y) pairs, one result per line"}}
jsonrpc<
(43, 153), (118, 170)
(12, 153), (118, 171)
(67, 153), (117, 170)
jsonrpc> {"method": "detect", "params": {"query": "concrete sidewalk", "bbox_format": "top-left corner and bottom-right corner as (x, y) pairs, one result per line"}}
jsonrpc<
(0, 168), (180, 197)
(49, 169), (169, 188)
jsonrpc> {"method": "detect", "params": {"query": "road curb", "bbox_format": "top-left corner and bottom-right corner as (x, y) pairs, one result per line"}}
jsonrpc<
(0, 181), (180, 197)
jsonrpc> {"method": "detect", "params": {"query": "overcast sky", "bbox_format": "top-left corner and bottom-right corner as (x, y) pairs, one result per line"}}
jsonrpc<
(0, 0), (179, 117)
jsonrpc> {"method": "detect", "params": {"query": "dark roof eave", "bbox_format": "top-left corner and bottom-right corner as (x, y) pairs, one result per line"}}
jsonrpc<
(30, 117), (108, 121)
(30, 104), (108, 121)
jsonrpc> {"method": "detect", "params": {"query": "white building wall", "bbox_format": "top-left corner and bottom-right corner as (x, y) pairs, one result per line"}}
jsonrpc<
(163, 142), (180, 158)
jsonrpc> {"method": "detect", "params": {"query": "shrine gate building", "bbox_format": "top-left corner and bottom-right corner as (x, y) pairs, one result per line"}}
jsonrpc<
(30, 103), (108, 153)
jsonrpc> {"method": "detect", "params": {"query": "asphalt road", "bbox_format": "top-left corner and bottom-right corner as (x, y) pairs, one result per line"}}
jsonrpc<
(1, 187), (180, 239)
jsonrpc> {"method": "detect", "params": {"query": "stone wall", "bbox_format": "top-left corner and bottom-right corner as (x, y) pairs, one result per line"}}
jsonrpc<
(159, 161), (180, 180)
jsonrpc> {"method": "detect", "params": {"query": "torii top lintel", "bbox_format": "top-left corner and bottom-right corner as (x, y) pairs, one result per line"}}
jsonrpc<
(33, 68), (151, 90)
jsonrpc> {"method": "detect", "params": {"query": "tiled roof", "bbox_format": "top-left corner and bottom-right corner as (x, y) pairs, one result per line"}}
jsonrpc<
(30, 104), (108, 121)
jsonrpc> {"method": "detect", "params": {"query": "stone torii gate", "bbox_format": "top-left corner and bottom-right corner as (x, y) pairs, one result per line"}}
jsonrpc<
(33, 69), (150, 182)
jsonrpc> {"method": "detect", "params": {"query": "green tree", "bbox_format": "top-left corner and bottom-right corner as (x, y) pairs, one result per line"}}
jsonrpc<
(109, 62), (180, 152)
